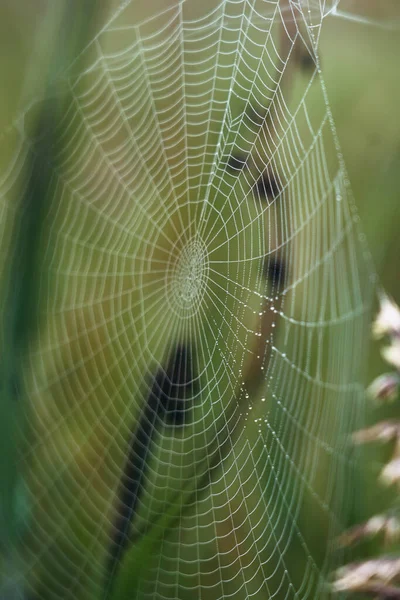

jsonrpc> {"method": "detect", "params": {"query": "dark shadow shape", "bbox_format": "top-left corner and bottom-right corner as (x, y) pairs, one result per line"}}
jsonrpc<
(254, 172), (280, 201)
(227, 154), (247, 174)
(300, 51), (316, 72)
(105, 345), (198, 597)
(264, 256), (287, 290)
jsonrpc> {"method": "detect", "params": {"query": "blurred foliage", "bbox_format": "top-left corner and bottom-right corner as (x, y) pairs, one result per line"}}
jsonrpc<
(0, 1), (399, 599)
(319, 3), (400, 528)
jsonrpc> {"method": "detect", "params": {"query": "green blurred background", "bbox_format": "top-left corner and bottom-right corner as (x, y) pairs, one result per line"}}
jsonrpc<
(0, 1), (400, 598)
(320, 0), (400, 524)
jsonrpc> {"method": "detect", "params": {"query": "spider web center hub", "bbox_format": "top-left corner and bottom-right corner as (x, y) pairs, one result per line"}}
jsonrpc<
(168, 237), (208, 319)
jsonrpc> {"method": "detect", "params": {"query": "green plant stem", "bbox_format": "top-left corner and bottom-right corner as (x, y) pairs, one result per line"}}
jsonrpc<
(0, 2), (103, 597)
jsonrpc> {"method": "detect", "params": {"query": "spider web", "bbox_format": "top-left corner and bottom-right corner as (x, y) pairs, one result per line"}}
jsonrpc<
(0, 1), (375, 599)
